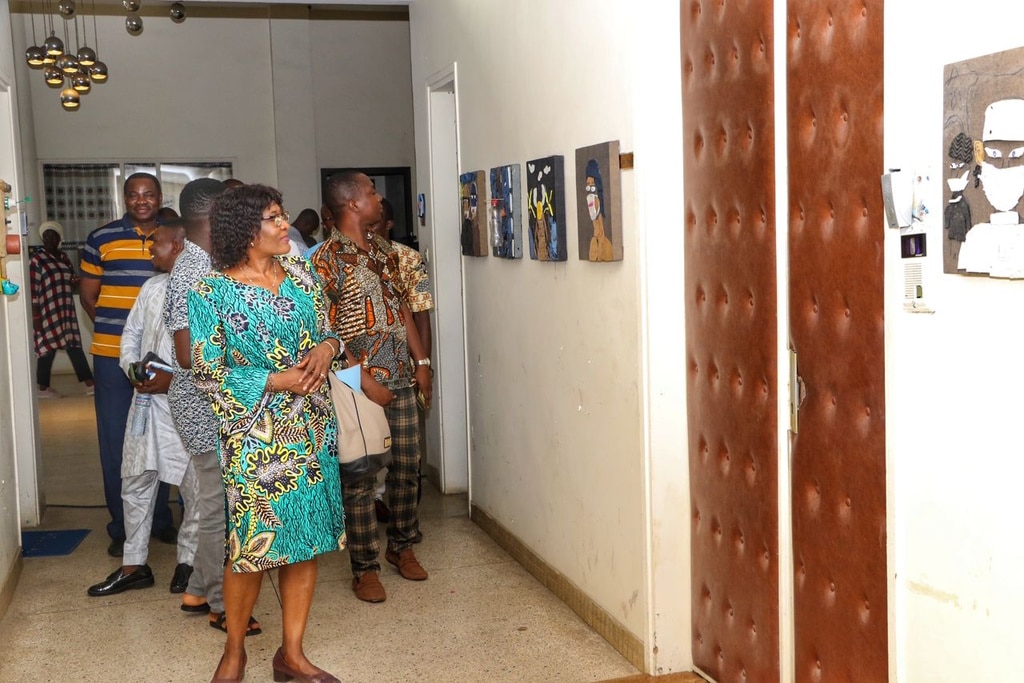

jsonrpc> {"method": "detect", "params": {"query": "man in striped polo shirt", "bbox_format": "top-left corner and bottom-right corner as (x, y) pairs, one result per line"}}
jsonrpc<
(80, 172), (176, 557)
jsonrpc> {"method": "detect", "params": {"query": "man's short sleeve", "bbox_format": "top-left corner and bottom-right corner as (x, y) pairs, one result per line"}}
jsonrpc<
(80, 234), (103, 278)
(397, 245), (433, 313)
(164, 268), (190, 332)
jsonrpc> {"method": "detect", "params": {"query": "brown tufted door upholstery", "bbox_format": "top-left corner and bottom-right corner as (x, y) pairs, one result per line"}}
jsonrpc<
(681, 1), (779, 681)
(788, 1), (887, 681)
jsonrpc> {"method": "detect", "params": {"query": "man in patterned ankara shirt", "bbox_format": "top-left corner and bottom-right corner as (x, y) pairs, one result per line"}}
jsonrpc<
(310, 171), (432, 603)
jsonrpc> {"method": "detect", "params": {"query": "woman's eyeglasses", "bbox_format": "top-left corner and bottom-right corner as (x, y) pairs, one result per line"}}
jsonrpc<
(262, 211), (290, 228)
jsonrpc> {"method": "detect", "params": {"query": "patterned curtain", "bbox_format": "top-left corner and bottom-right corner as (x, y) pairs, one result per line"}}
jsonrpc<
(43, 163), (119, 246)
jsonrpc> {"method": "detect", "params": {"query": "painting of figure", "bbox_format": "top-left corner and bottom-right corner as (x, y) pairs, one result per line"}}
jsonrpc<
(489, 164), (523, 259)
(459, 170), (487, 257)
(526, 155), (567, 262)
(575, 141), (623, 262)
(944, 46), (1024, 277)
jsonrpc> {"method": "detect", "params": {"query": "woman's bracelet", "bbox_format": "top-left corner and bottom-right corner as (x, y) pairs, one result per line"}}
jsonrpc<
(265, 373), (275, 393)
(322, 337), (341, 356)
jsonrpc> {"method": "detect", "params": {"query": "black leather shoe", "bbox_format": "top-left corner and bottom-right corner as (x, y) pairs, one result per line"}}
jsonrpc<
(107, 538), (124, 557)
(152, 526), (178, 544)
(170, 562), (193, 593)
(87, 565), (155, 597)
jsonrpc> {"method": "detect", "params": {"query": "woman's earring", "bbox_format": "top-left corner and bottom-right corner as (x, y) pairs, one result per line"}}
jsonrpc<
(250, 241), (255, 247)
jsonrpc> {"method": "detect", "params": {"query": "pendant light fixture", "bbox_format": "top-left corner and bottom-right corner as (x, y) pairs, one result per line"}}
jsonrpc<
(25, 6), (45, 67)
(32, 0), (185, 110)
(42, 0), (64, 57)
(59, 86), (80, 110)
(44, 64), (64, 87)
(72, 70), (91, 93)
(56, 14), (78, 73)
(73, 12), (94, 67)
(88, 0), (107, 83)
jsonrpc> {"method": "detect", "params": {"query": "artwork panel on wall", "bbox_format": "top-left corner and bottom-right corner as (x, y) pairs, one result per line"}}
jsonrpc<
(488, 164), (523, 259)
(459, 170), (488, 257)
(525, 155), (567, 262)
(575, 140), (623, 262)
(943, 45), (1024, 278)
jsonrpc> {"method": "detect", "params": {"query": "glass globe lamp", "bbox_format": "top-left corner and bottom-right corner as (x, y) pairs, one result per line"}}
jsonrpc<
(25, 45), (46, 67)
(60, 87), (81, 110)
(44, 65), (64, 87)
(72, 71), (91, 93)
(125, 13), (143, 36)
(89, 61), (108, 83)
(76, 46), (96, 66)
(57, 53), (79, 74)
(43, 33), (64, 57)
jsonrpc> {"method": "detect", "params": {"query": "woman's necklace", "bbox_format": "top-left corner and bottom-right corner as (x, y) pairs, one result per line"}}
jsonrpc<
(242, 260), (281, 289)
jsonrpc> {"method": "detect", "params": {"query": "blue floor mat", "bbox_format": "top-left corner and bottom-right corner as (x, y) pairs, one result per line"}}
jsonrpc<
(21, 529), (91, 558)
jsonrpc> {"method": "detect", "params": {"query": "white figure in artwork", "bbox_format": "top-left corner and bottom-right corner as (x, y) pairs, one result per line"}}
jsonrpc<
(957, 98), (1024, 277)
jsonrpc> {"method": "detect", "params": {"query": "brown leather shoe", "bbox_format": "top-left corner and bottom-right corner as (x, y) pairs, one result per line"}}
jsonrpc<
(385, 547), (428, 581)
(352, 571), (386, 603)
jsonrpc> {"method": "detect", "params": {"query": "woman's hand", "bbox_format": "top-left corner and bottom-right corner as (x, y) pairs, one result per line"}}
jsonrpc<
(271, 366), (322, 396)
(293, 340), (337, 394)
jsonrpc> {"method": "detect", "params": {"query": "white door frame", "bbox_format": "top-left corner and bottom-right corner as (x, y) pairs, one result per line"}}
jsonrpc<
(0, 68), (42, 528)
(422, 63), (470, 498)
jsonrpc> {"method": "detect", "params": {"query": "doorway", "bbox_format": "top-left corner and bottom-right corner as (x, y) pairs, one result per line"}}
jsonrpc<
(0, 72), (41, 528)
(422, 65), (470, 496)
(681, 1), (888, 681)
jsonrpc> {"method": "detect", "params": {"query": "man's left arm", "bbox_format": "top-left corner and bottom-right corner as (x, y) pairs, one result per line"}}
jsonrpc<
(405, 303), (432, 405)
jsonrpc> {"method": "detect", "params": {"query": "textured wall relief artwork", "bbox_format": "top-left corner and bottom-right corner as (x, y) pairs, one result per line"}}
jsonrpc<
(459, 170), (487, 257)
(525, 155), (566, 262)
(944, 45), (1024, 278)
(575, 141), (623, 262)
(488, 164), (523, 259)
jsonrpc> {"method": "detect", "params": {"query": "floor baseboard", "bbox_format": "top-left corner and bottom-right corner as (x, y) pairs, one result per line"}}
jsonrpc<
(0, 552), (23, 621)
(471, 503), (646, 673)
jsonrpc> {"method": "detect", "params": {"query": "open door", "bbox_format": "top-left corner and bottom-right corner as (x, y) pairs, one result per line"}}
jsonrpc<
(787, 1), (888, 680)
(683, 1), (888, 681)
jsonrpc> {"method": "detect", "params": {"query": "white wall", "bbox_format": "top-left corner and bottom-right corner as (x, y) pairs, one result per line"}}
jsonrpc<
(311, 15), (416, 172)
(885, 2), (1024, 680)
(409, 0), (689, 672)
(19, 13), (278, 184)
(14, 10), (415, 215)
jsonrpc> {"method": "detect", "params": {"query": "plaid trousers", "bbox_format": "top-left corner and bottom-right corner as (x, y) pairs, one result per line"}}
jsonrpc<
(344, 385), (421, 576)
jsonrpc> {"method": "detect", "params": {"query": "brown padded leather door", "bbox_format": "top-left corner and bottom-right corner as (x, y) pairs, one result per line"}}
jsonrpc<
(788, 1), (887, 681)
(682, 1), (779, 681)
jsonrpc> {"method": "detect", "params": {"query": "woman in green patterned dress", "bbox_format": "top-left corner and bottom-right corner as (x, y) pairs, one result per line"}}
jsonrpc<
(189, 185), (345, 683)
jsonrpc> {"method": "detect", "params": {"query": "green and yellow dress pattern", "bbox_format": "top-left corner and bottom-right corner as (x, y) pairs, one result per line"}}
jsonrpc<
(188, 256), (345, 572)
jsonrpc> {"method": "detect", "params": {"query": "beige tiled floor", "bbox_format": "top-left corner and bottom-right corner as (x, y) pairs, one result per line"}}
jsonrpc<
(0, 375), (642, 682)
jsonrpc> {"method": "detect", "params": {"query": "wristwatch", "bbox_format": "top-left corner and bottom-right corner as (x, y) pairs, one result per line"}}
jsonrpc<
(415, 357), (431, 368)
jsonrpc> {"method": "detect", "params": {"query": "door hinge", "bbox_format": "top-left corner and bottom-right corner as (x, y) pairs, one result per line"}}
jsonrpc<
(789, 347), (804, 433)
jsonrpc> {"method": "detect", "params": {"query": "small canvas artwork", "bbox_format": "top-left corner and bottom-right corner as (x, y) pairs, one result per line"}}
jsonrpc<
(525, 155), (567, 261)
(575, 140), (623, 262)
(459, 170), (487, 257)
(488, 164), (523, 259)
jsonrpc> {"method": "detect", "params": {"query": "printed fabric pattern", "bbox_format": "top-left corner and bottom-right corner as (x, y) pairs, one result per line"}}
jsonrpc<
(310, 233), (414, 390)
(188, 255), (345, 572)
(29, 248), (83, 355)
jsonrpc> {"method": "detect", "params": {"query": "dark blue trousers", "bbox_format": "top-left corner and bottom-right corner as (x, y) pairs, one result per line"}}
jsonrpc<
(93, 355), (173, 540)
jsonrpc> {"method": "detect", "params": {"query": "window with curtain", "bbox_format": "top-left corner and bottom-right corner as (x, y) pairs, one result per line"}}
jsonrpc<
(43, 160), (234, 247)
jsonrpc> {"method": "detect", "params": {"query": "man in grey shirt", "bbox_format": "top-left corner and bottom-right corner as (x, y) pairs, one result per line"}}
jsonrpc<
(163, 178), (260, 633)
